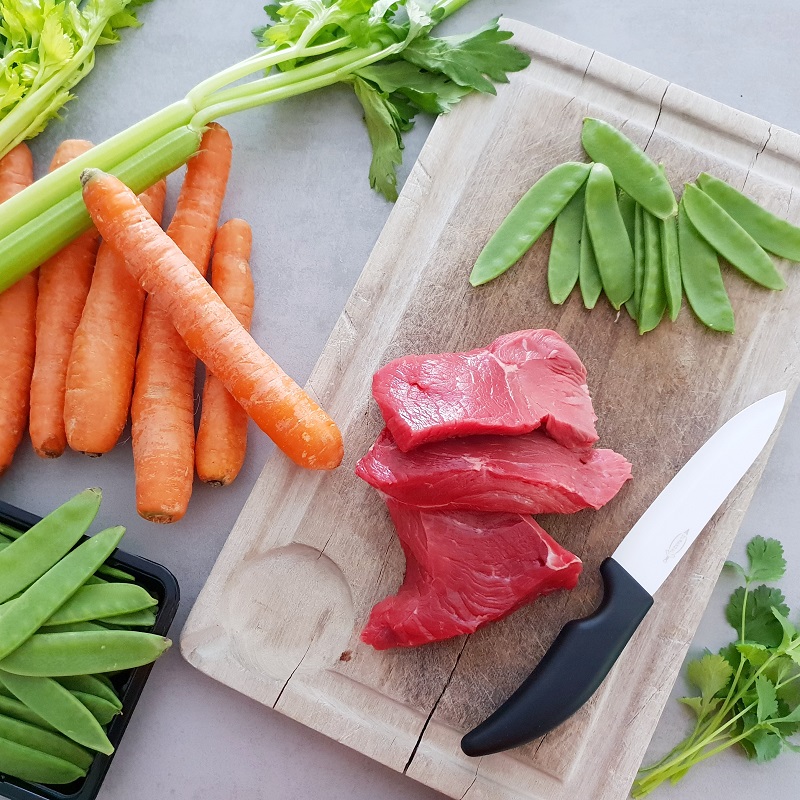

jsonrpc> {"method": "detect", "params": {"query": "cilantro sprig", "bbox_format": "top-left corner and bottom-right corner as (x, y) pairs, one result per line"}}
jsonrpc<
(633, 536), (800, 796)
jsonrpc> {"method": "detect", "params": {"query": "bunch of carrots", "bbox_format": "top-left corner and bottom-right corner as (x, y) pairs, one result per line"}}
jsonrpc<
(0, 124), (343, 523)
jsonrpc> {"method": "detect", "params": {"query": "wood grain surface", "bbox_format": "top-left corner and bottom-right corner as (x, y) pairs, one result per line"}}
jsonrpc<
(180, 21), (800, 800)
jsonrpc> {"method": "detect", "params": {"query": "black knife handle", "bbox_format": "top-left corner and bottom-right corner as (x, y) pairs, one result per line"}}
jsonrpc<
(460, 557), (654, 757)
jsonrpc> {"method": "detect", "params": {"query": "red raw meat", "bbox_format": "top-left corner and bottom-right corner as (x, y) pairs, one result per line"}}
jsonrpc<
(361, 500), (583, 649)
(372, 329), (598, 452)
(355, 428), (631, 514)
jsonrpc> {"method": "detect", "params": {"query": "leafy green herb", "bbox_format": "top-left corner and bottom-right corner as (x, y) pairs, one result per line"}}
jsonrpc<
(0, 0), (154, 157)
(633, 536), (800, 797)
(0, 0), (531, 292)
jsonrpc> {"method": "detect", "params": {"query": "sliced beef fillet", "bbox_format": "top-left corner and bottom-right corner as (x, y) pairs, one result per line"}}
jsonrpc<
(355, 428), (631, 514)
(361, 500), (583, 649)
(371, 329), (598, 452)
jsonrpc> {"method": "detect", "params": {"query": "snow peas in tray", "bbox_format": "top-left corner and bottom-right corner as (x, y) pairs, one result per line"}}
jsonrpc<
(0, 491), (179, 800)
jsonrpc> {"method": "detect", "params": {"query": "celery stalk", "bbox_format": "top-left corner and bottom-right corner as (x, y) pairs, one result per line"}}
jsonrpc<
(0, 0), (531, 292)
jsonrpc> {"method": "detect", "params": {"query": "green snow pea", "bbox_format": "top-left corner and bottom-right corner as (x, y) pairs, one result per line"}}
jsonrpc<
(0, 693), (55, 732)
(0, 713), (93, 770)
(0, 671), (112, 754)
(469, 161), (593, 286)
(639, 210), (667, 334)
(0, 735), (86, 784)
(678, 200), (734, 333)
(72, 692), (120, 727)
(101, 608), (158, 628)
(547, 183), (585, 304)
(581, 117), (677, 219)
(661, 212), (681, 321)
(42, 583), (157, 628)
(625, 202), (646, 321)
(0, 631), (171, 676)
(0, 515), (134, 583)
(43, 622), (106, 634)
(696, 172), (800, 261)
(618, 190), (636, 244)
(585, 162), (635, 309)
(579, 213), (603, 309)
(0, 489), (101, 604)
(0, 526), (125, 661)
(682, 183), (785, 290)
(56, 675), (121, 709)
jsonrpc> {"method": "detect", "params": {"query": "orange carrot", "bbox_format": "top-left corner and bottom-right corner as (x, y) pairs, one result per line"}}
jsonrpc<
(81, 168), (343, 472)
(0, 143), (35, 477)
(131, 123), (233, 522)
(29, 140), (98, 459)
(64, 179), (168, 456)
(195, 219), (254, 485)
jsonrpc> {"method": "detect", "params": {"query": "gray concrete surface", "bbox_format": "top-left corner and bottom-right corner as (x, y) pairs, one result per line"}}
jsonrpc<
(2, 0), (799, 797)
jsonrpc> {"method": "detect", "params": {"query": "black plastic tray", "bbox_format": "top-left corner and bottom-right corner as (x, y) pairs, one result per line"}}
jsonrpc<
(0, 499), (180, 800)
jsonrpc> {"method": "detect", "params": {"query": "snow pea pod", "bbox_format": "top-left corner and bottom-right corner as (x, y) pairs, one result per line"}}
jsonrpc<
(678, 200), (734, 333)
(661, 212), (681, 321)
(696, 172), (800, 261)
(56, 675), (121, 709)
(43, 583), (157, 627)
(639, 210), (666, 334)
(0, 671), (113, 754)
(469, 162), (592, 286)
(72, 692), (120, 727)
(585, 163), (635, 308)
(581, 117), (677, 219)
(0, 526), (125, 661)
(0, 693), (55, 732)
(0, 713), (93, 770)
(618, 190), (636, 245)
(579, 213), (602, 308)
(101, 608), (158, 628)
(0, 631), (171, 676)
(0, 488), (101, 604)
(626, 202), (646, 320)
(548, 183), (585, 304)
(0, 735), (86, 784)
(44, 622), (106, 634)
(682, 183), (785, 290)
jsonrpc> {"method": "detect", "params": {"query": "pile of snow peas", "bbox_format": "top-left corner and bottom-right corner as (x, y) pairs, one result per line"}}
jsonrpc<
(470, 117), (800, 334)
(0, 489), (170, 786)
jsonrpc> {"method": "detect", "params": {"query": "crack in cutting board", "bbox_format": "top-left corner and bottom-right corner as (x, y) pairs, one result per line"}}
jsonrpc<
(180, 21), (800, 800)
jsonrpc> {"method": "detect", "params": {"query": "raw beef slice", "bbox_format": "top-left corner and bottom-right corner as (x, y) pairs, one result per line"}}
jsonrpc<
(361, 500), (583, 649)
(356, 428), (631, 514)
(372, 329), (598, 452)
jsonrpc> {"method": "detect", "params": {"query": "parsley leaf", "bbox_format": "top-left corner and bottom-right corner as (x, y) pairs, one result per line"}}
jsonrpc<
(402, 18), (531, 94)
(747, 536), (786, 583)
(726, 584), (789, 646)
(687, 652), (733, 702)
(634, 536), (800, 797)
(352, 75), (408, 201)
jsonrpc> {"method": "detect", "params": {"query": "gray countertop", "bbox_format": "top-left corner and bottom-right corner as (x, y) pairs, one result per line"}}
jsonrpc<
(3, 0), (800, 797)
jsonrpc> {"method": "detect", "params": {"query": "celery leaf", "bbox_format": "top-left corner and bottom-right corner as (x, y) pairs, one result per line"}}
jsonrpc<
(402, 18), (531, 94)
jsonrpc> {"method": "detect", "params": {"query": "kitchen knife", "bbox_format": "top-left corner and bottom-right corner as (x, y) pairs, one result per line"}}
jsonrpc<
(461, 390), (787, 758)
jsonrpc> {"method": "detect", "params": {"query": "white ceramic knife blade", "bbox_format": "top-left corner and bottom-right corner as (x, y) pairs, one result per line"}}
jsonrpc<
(613, 390), (787, 595)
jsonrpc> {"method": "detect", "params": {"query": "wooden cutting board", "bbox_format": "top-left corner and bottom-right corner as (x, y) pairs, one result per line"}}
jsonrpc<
(180, 21), (800, 800)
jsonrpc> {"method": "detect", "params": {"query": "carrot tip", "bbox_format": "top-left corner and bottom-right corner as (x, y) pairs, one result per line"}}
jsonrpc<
(80, 168), (102, 187)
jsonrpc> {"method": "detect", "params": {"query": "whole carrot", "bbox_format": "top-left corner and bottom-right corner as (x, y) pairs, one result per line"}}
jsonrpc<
(29, 140), (98, 459)
(81, 169), (343, 472)
(132, 123), (232, 522)
(195, 219), (254, 485)
(64, 179), (168, 456)
(0, 143), (35, 477)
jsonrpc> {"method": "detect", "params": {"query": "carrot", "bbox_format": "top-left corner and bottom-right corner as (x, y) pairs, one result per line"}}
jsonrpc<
(131, 123), (233, 522)
(195, 219), (255, 485)
(29, 140), (98, 459)
(81, 168), (344, 472)
(0, 143), (35, 477)
(63, 179), (168, 456)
